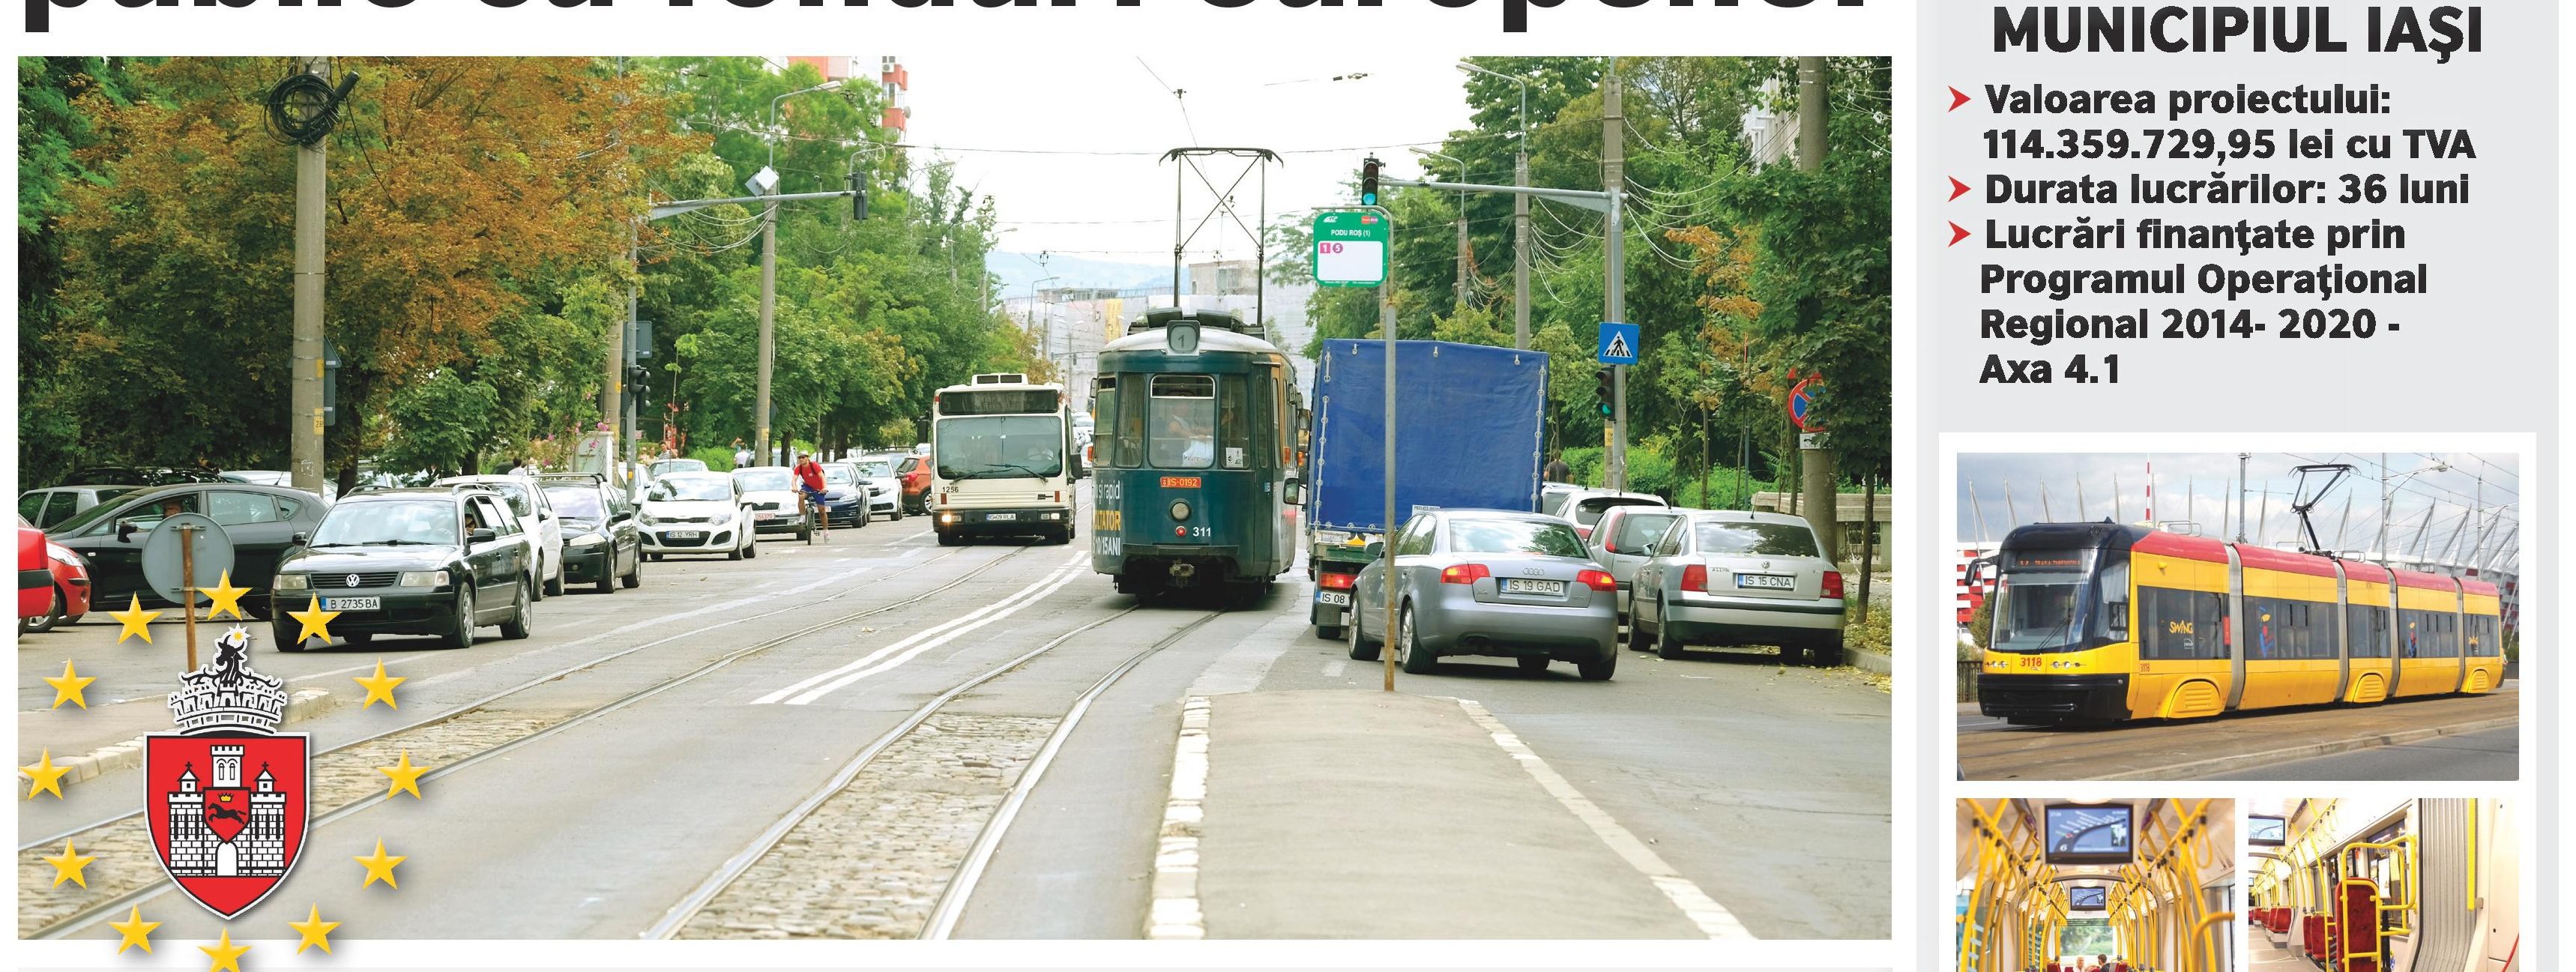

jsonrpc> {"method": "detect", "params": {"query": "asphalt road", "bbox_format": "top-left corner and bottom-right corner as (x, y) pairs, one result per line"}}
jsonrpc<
(18, 488), (1892, 941)
(2201, 725), (2520, 780)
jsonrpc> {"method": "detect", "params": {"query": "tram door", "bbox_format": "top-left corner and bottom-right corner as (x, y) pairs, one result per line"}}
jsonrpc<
(1259, 361), (1297, 571)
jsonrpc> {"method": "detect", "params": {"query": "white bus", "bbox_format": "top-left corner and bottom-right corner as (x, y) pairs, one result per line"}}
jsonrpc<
(929, 373), (1082, 545)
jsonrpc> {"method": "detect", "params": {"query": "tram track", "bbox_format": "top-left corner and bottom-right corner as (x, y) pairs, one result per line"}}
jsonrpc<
(648, 606), (1223, 940)
(19, 537), (1058, 940)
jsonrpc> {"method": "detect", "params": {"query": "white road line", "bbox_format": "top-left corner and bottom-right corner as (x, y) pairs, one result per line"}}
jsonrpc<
(1453, 698), (1752, 940)
(1320, 659), (1347, 678)
(751, 552), (1086, 705)
(1145, 695), (1211, 940)
(904, 530), (931, 541)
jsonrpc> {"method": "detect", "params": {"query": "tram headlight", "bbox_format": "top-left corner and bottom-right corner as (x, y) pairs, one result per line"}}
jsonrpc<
(1169, 500), (1192, 521)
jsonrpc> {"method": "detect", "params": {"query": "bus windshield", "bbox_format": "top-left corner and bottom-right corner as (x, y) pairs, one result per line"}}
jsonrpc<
(937, 415), (1066, 480)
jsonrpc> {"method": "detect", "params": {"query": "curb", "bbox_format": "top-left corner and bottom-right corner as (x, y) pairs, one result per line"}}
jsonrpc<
(1844, 648), (1892, 677)
(1144, 695), (1210, 941)
(2090, 716), (2520, 781)
(49, 688), (342, 785)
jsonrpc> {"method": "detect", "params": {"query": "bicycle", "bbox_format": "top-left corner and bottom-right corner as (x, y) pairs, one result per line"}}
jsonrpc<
(800, 490), (826, 544)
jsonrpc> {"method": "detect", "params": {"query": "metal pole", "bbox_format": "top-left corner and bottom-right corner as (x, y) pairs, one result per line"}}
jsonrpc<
(2238, 453), (2251, 543)
(611, 58), (634, 493)
(1602, 64), (1627, 492)
(181, 527), (199, 672)
(291, 57), (329, 495)
(1381, 254), (1399, 693)
(755, 201), (777, 465)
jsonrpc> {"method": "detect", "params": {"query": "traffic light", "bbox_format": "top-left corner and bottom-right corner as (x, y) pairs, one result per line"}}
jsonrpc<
(847, 171), (869, 220)
(1360, 156), (1381, 207)
(1593, 368), (1614, 417)
(626, 364), (651, 410)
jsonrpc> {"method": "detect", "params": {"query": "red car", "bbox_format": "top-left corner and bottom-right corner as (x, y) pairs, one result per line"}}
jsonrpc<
(17, 516), (91, 634)
(896, 454), (932, 516)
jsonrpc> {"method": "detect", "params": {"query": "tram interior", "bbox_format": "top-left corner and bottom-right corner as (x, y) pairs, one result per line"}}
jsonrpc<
(2247, 797), (2519, 972)
(1957, 798), (2236, 972)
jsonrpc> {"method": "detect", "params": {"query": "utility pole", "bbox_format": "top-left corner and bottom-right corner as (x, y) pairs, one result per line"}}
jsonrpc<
(1379, 235), (1399, 693)
(756, 199), (778, 465)
(617, 57), (639, 501)
(2236, 453), (2251, 543)
(290, 57), (329, 495)
(1793, 56), (1837, 561)
(1602, 61), (1629, 492)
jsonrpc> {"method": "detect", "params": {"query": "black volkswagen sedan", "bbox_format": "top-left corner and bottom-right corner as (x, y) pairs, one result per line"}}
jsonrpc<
(536, 474), (644, 594)
(268, 488), (534, 650)
(46, 483), (329, 617)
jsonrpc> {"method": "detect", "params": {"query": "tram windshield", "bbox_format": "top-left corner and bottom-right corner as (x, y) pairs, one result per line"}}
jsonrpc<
(1988, 549), (2128, 653)
(936, 415), (1067, 480)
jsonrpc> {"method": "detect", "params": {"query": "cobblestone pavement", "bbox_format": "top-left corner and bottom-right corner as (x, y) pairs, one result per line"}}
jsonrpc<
(679, 713), (1058, 940)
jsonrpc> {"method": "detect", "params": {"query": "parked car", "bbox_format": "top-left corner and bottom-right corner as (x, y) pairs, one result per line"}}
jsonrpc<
(850, 454), (908, 521)
(46, 483), (329, 617)
(1586, 505), (1693, 624)
(1547, 488), (1668, 543)
(1625, 510), (1846, 665)
(536, 475), (644, 594)
(435, 475), (565, 599)
(732, 466), (806, 540)
(639, 472), (755, 561)
(269, 487), (534, 650)
(60, 465), (228, 488)
(1345, 509), (1619, 681)
(813, 462), (875, 528)
(19, 485), (143, 530)
(219, 470), (337, 501)
(895, 454), (932, 516)
(1539, 481), (1582, 518)
(19, 516), (92, 634)
(648, 458), (709, 480)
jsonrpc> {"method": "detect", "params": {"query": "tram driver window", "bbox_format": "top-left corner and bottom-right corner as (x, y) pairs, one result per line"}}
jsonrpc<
(1149, 374), (1218, 468)
(1114, 375), (1149, 468)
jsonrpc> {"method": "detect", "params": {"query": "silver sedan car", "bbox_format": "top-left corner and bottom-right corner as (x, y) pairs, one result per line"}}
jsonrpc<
(1627, 510), (1847, 665)
(1346, 510), (1619, 680)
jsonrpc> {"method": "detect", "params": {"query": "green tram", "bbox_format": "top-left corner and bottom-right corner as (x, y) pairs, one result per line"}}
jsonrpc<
(1088, 308), (1307, 605)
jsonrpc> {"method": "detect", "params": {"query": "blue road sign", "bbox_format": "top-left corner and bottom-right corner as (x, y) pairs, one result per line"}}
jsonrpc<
(1596, 322), (1639, 366)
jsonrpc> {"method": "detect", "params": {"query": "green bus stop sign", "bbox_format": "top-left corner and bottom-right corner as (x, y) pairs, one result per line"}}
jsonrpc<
(1311, 209), (1390, 288)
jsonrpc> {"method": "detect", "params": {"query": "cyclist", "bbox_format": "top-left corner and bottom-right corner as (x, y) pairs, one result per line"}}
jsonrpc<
(792, 450), (828, 539)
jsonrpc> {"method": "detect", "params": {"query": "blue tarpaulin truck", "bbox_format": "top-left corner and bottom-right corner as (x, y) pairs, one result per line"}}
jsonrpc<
(1302, 339), (1549, 639)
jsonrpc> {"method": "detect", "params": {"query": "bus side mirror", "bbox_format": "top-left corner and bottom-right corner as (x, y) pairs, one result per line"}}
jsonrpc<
(1283, 480), (1304, 506)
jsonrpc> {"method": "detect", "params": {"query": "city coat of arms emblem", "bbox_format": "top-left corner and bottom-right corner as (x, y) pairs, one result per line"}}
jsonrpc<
(144, 626), (310, 919)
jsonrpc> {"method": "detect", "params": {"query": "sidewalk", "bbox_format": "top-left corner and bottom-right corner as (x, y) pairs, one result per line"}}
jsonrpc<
(1162, 689), (1715, 939)
(19, 688), (338, 786)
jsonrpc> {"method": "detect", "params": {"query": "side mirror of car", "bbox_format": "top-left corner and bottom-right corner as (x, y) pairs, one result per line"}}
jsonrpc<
(116, 520), (137, 543)
(290, 531), (310, 546)
(468, 528), (498, 544)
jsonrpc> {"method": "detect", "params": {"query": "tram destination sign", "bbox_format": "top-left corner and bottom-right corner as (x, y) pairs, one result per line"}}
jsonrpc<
(1311, 209), (1390, 288)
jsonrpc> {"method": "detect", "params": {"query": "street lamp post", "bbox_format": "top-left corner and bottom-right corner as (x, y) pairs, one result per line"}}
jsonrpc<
(1458, 60), (1530, 350)
(1415, 148), (1469, 310)
(755, 79), (844, 466)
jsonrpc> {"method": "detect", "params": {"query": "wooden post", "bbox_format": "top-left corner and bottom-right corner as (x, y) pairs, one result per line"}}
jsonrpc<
(180, 525), (199, 672)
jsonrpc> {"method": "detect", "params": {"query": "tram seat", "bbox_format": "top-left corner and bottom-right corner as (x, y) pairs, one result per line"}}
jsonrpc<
(2302, 914), (2329, 959)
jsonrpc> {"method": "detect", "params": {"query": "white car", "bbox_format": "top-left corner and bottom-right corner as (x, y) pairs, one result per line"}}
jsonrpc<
(436, 474), (565, 598)
(850, 454), (908, 521)
(732, 466), (808, 540)
(638, 472), (755, 560)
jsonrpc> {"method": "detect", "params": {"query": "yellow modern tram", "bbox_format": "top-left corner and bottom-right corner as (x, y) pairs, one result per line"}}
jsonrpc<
(1957, 798), (2233, 972)
(2247, 797), (2519, 972)
(1977, 522), (2507, 725)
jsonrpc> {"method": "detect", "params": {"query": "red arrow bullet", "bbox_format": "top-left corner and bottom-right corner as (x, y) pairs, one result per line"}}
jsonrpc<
(1949, 176), (1972, 202)
(1948, 86), (1970, 111)
(1947, 222), (1971, 246)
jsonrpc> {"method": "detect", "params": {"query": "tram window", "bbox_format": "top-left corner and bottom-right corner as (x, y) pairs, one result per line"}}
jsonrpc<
(1114, 375), (1150, 468)
(1217, 372), (1252, 469)
(2097, 561), (2129, 639)
(1149, 375), (1217, 468)
(2347, 604), (2390, 658)
(2141, 587), (2227, 660)
(1094, 377), (1119, 463)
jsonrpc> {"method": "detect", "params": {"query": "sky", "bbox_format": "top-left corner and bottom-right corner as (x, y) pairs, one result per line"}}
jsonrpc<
(890, 49), (1489, 276)
(1953, 452), (2521, 567)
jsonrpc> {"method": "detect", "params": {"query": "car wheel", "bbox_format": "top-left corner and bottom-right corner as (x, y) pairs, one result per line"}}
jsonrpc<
(272, 620), (305, 652)
(1518, 656), (1550, 674)
(890, 507), (902, 522)
(1809, 633), (1845, 668)
(621, 549), (642, 589)
(1047, 526), (1072, 546)
(346, 633), (373, 650)
(595, 561), (616, 594)
(1397, 606), (1437, 674)
(443, 587), (477, 650)
(246, 600), (272, 621)
(727, 542), (743, 561)
(498, 579), (532, 640)
(1346, 608), (1381, 662)
(1778, 642), (1807, 665)
(19, 586), (63, 634)
(1626, 591), (1653, 652)
(744, 537), (758, 559)
(649, 552), (665, 563)
(1655, 595), (1688, 660)
(545, 559), (566, 597)
(1577, 650), (1617, 681)
(937, 531), (962, 546)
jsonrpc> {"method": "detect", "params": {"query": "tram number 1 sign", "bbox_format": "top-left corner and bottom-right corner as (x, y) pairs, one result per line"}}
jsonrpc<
(1312, 210), (1390, 288)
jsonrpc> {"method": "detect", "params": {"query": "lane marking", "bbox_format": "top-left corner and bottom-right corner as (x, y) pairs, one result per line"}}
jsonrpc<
(753, 552), (1088, 704)
(905, 530), (932, 541)
(1453, 698), (1752, 939)
(1320, 659), (1347, 678)
(1144, 695), (1211, 940)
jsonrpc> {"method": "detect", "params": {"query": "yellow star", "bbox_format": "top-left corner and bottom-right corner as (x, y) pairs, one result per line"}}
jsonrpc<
(198, 928), (250, 972)
(110, 594), (162, 644)
(199, 570), (252, 621)
(21, 749), (70, 800)
(43, 840), (97, 887)
(107, 905), (161, 954)
(378, 749), (429, 800)
(45, 659), (96, 710)
(355, 838), (406, 889)
(288, 596), (341, 648)
(354, 659), (405, 710)
(287, 904), (341, 954)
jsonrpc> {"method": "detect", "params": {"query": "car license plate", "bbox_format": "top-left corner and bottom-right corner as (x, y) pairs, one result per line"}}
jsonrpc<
(1316, 591), (1351, 606)
(755, 512), (776, 521)
(986, 513), (1018, 522)
(1737, 574), (1796, 590)
(1503, 578), (1565, 595)
(668, 530), (702, 540)
(322, 596), (380, 612)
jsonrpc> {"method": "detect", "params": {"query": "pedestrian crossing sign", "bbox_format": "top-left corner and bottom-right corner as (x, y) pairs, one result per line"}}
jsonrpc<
(1596, 322), (1639, 366)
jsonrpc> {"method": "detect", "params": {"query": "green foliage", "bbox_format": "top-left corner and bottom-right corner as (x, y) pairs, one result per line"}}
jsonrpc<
(1967, 597), (1992, 658)
(376, 372), (500, 477)
(687, 445), (738, 472)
